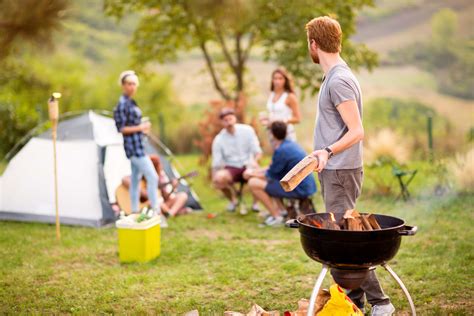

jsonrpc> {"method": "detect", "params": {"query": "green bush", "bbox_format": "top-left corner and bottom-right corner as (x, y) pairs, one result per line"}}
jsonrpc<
(0, 53), (187, 157)
(364, 98), (455, 158)
(363, 159), (448, 198)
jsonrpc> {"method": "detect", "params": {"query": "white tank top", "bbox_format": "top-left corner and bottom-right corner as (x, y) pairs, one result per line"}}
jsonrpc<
(266, 91), (296, 140)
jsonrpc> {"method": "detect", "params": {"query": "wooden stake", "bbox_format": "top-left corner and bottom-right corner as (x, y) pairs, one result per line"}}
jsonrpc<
(280, 155), (318, 192)
(48, 93), (61, 241)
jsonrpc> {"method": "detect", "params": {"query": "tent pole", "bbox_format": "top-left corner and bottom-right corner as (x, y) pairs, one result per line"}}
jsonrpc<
(48, 93), (62, 241)
(146, 134), (186, 172)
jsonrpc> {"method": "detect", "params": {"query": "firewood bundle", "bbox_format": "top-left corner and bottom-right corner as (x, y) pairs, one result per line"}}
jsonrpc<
(303, 210), (382, 231)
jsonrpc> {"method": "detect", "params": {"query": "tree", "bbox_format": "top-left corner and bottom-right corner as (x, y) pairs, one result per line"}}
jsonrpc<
(390, 9), (474, 99)
(0, 0), (69, 60)
(431, 8), (458, 46)
(105, 0), (378, 102)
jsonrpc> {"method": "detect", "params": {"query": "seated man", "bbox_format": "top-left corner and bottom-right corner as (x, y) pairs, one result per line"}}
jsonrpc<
(212, 107), (262, 212)
(122, 155), (191, 217)
(245, 121), (317, 226)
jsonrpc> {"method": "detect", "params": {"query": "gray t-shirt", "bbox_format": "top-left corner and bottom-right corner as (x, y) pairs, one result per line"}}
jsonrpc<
(212, 123), (262, 169)
(314, 63), (363, 170)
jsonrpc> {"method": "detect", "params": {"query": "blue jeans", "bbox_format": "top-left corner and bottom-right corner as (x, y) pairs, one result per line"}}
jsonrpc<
(130, 155), (159, 212)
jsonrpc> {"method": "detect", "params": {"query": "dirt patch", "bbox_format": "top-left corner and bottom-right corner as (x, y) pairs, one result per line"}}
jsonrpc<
(185, 229), (233, 241)
(436, 296), (474, 313)
(246, 239), (291, 246)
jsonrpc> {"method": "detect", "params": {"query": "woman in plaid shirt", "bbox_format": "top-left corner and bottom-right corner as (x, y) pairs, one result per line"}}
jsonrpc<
(113, 70), (167, 227)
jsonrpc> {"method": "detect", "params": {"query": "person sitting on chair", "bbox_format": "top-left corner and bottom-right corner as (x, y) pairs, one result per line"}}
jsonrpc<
(245, 121), (317, 226)
(121, 155), (191, 217)
(212, 107), (262, 212)
(152, 155), (191, 217)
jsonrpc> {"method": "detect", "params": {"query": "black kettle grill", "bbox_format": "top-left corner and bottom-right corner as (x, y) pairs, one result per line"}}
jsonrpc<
(287, 213), (418, 315)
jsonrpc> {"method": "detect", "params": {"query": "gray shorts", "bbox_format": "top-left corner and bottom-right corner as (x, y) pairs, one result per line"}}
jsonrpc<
(318, 167), (363, 213)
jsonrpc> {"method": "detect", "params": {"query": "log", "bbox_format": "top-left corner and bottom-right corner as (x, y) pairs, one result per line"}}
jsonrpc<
(367, 214), (381, 230)
(323, 220), (341, 230)
(346, 217), (362, 231)
(280, 155), (318, 192)
(360, 215), (373, 231)
(343, 209), (361, 219)
(323, 213), (340, 230)
(337, 217), (347, 230)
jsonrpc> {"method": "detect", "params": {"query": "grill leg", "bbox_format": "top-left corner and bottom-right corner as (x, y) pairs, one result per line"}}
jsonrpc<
(307, 265), (328, 316)
(382, 264), (416, 316)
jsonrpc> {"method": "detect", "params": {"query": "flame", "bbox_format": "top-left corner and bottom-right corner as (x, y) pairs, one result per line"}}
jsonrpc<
(313, 220), (322, 228)
(329, 212), (336, 222)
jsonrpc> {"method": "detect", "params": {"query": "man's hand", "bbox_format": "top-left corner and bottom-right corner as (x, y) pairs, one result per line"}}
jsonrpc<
(311, 149), (329, 172)
(243, 168), (266, 180)
(141, 121), (152, 135)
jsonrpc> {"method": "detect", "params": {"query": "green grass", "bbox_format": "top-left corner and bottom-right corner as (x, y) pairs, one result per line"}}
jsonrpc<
(0, 155), (473, 314)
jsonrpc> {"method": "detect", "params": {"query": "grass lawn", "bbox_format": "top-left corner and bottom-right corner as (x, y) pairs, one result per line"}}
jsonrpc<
(0, 155), (472, 314)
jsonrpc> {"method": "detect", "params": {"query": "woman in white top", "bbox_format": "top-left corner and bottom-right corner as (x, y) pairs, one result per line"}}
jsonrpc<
(261, 67), (301, 142)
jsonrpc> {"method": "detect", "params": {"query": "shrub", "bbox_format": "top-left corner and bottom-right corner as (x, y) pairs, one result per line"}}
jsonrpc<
(363, 126), (415, 197)
(449, 148), (474, 193)
(364, 97), (455, 158)
(166, 123), (200, 154)
(364, 128), (411, 165)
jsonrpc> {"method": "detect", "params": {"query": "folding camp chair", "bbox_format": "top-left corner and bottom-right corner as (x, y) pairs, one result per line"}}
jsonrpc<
(231, 179), (247, 214)
(282, 196), (316, 219)
(392, 166), (418, 201)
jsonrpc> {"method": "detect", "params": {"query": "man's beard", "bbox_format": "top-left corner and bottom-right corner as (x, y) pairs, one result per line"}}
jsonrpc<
(311, 51), (320, 64)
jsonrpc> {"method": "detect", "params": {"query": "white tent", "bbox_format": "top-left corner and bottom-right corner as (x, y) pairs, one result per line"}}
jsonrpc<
(0, 111), (201, 227)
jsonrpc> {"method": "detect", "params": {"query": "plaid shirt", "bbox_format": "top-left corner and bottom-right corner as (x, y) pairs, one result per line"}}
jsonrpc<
(113, 95), (145, 158)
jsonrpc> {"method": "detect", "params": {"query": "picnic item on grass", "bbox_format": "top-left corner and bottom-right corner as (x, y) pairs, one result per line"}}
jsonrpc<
(116, 214), (161, 263)
(317, 284), (363, 316)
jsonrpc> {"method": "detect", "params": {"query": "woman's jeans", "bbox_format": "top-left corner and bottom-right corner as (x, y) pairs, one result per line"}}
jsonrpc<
(130, 155), (159, 212)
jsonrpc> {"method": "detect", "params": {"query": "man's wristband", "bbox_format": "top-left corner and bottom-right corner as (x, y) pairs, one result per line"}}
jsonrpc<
(324, 147), (334, 159)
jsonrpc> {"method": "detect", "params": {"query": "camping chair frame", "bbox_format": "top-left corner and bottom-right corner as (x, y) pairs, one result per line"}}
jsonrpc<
(393, 167), (418, 201)
(281, 196), (316, 219)
(232, 180), (246, 213)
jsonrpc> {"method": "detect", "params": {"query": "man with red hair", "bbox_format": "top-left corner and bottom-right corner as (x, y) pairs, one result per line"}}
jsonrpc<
(306, 16), (395, 315)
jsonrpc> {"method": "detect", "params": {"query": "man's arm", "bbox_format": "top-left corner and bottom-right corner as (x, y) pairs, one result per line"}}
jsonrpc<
(211, 137), (224, 170)
(249, 127), (263, 164)
(244, 167), (267, 179)
(312, 99), (364, 172)
(253, 152), (263, 163)
(330, 100), (364, 154)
